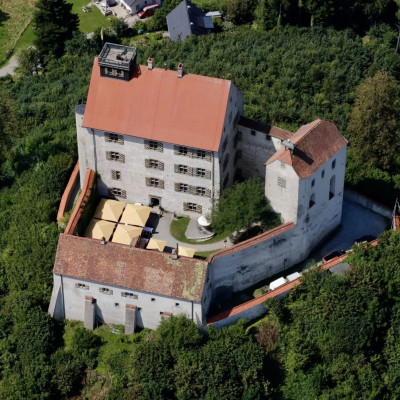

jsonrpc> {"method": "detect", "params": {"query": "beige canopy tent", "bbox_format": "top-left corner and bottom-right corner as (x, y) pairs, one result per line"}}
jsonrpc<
(147, 238), (167, 252)
(178, 246), (196, 258)
(93, 199), (126, 222)
(111, 224), (142, 245)
(85, 219), (116, 241)
(120, 203), (152, 227)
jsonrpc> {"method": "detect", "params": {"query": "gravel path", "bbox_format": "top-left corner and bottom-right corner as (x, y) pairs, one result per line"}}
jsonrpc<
(0, 55), (18, 77)
(152, 212), (231, 253)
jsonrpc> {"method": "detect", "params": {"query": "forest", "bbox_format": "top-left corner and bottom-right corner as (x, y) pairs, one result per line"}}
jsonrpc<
(0, 0), (400, 397)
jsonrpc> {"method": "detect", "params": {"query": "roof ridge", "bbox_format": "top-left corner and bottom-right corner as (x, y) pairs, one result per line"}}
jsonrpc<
(292, 118), (322, 143)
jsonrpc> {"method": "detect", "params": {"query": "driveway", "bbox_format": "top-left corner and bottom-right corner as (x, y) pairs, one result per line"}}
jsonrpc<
(0, 55), (18, 77)
(307, 199), (389, 262)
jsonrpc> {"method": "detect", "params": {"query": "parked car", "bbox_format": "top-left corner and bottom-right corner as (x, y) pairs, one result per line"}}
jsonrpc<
(137, 3), (159, 18)
(322, 249), (346, 263)
(354, 235), (376, 245)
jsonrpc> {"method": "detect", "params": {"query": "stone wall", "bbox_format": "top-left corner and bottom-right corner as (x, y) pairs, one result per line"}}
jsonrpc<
(50, 273), (203, 330)
(344, 188), (393, 219)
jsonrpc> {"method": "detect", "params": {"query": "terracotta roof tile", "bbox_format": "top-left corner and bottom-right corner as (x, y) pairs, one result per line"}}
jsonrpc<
(54, 234), (208, 302)
(82, 59), (232, 151)
(266, 119), (347, 178)
(238, 116), (292, 140)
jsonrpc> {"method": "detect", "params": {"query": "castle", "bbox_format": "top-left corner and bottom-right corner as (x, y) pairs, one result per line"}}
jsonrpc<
(48, 43), (347, 332)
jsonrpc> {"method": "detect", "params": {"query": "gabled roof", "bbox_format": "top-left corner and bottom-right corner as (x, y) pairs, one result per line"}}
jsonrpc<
(266, 119), (347, 178)
(167, 0), (213, 42)
(82, 59), (231, 152)
(238, 116), (292, 141)
(53, 234), (208, 302)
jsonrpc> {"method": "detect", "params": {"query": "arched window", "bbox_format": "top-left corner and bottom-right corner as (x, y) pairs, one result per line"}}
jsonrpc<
(329, 176), (335, 200)
(309, 193), (315, 208)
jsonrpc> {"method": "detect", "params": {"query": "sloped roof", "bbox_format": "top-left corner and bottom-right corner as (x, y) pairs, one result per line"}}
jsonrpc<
(266, 119), (347, 178)
(82, 59), (230, 152)
(238, 116), (292, 141)
(167, 0), (213, 42)
(53, 234), (208, 302)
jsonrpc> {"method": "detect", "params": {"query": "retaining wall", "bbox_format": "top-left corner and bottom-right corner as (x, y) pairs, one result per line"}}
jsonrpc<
(57, 162), (80, 221)
(344, 187), (392, 218)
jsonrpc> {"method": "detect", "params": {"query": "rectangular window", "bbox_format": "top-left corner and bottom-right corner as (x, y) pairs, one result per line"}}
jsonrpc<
(311, 179), (315, 187)
(178, 164), (188, 174)
(196, 168), (206, 177)
(251, 130), (256, 136)
(277, 177), (286, 188)
(111, 170), (121, 180)
(109, 187), (127, 198)
(229, 111), (233, 123)
(106, 151), (125, 163)
(75, 283), (89, 290)
(121, 292), (138, 299)
(178, 183), (189, 192)
(196, 149), (206, 159)
(321, 169), (325, 178)
(332, 159), (336, 169)
(145, 140), (163, 152)
(145, 177), (164, 188)
(187, 202), (199, 211)
(280, 162), (285, 169)
(265, 134), (271, 141)
(99, 287), (113, 295)
(196, 187), (206, 196)
(177, 146), (188, 155)
(105, 132), (123, 144)
(145, 159), (164, 170)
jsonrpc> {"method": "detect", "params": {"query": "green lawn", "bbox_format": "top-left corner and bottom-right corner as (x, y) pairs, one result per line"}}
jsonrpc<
(0, 0), (36, 67)
(67, 0), (113, 33)
(13, 23), (36, 55)
(170, 217), (230, 245)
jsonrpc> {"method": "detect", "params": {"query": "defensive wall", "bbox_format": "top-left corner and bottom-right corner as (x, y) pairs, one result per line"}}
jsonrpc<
(344, 187), (393, 219)
(57, 162), (80, 222)
(208, 202), (400, 328)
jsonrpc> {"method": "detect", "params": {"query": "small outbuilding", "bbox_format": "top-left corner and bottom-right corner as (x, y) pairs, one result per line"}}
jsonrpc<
(167, 0), (214, 42)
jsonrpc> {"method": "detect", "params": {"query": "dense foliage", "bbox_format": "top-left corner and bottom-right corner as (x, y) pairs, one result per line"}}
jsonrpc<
(348, 70), (400, 171)
(0, 20), (400, 398)
(33, 0), (79, 59)
(211, 178), (281, 234)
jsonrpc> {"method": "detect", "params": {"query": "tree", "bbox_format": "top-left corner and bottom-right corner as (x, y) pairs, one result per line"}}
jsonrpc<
(16, 48), (41, 77)
(211, 178), (281, 234)
(226, 0), (257, 25)
(348, 70), (400, 171)
(33, 0), (79, 59)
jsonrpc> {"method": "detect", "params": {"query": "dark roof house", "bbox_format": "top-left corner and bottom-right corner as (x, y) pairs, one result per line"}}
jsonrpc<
(167, 0), (214, 42)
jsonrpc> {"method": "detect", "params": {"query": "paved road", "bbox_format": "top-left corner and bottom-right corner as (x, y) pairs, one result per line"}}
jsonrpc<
(0, 55), (18, 77)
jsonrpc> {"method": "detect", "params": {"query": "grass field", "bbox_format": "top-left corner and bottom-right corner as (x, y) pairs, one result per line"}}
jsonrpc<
(0, 0), (36, 67)
(67, 0), (113, 33)
(0, 0), (113, 68)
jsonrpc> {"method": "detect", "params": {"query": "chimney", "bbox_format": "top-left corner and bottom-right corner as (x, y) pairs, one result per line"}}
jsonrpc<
(177, 63), (184, 78)
(147, 57), (154, 70)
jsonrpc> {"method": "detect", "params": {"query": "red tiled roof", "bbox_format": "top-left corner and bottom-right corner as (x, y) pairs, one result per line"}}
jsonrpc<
(266, 119), (347, 178)
(82, 59), (232, 152)
(238, 116), (292, 140)
(54, 234), (208, 302)
(209, 222), (296, 262)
